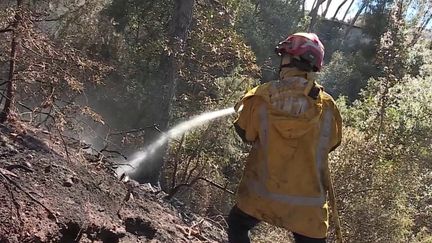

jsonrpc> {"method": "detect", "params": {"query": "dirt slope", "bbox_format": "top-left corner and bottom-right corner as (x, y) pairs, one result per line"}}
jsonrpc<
(0, 124), (226, 243)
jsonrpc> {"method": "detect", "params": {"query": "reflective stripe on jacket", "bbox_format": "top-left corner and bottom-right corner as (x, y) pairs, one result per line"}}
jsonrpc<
(234, 75), (342, 238)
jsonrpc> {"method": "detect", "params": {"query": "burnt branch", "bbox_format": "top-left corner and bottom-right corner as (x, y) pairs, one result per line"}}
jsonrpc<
(1, 177), (22, 222)
(166, 176), (234, 200)
(108, 125), (159, 136)
(0, 28), (13, 33)
(195, 177), (234, 194)
(35, 106), (54, 128)
(0, 81), (10, 86)
(0, 170), (58, 223)
(170, 135), (185, 190)
(100, 146), (128, 160)
(5, 164), (34, 173)
(53, 124), (72, 163)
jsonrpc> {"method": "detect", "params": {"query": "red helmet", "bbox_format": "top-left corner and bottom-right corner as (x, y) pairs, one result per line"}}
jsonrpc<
(275, 32), (325, 71)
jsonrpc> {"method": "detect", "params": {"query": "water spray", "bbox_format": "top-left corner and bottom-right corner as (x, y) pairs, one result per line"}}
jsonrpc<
(117, 107), (235, 177)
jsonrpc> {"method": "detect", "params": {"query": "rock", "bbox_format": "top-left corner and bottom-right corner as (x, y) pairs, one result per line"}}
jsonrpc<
(63, 175), (80, 187)
(114, 226), (126, 236)
(0, 135), (8, 146)
(141, 183), (158, 193)
(71, 176), (80, 184)
(5, 144), (18, 154)
(25, 161), (33, 167)
(44, 166), (51, 173)
(63, 178), (74, 187)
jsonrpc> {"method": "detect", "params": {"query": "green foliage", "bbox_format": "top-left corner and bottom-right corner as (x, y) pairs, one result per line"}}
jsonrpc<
(407, 40), (432, 77)
(331, 41), (432, 240)
(234, 0), (307, 81)
(319, 51), (373, 100)
(175, 2), (259, 116)
(325, 6), (432, 239)
(102, 0), (171, 75)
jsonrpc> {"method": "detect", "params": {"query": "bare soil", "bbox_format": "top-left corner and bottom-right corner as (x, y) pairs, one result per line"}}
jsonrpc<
(0, 124), (226, 243)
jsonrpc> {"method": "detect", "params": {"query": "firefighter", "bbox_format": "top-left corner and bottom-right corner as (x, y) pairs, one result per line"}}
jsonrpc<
(229, 33), (342, 243)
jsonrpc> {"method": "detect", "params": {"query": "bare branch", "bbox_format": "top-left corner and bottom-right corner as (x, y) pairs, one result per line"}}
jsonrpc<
(100, 147), (128, 160)
(0, 171), (58, 222)
(309, 0), (326, 30)
(195, 177), (234, 194)
(166, 176), (234, 200)
(344, 0), (369, 37)
(108, 125), (159, 136)
(53, 124), (72, 163)
(332, 0), (349, 19)
(171, 135), (185, 190)
(342, 0), (356, 22)
(0, 28), (13, 33)
(5, 164), (34, 173)
(322, 0), (333, 18)
(411, 12), (432, 45)
(35, 107), (54, 128)
(0, 81), (10, 87)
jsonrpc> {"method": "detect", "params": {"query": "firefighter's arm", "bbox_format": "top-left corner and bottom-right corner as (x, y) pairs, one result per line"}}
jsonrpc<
(234, 123), (247, 143)
(234, 97), (259, 143)
(322, 100), (342, 190)
(330, 101), (342, 152)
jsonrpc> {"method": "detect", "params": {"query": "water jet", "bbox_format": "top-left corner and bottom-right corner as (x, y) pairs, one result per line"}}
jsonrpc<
(117, 107), (235, 179)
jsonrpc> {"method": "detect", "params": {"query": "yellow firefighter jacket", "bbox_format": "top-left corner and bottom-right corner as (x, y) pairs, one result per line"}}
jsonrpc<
(234, 71), (342, 238)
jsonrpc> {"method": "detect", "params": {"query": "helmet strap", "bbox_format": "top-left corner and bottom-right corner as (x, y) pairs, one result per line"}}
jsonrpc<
(279, 55), (315, 73)
(278, 55), (291, 74)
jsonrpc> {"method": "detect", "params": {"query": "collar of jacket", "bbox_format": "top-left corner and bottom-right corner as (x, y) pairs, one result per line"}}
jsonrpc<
(279, 68), (317, 82)
(279, 68), (318, 97)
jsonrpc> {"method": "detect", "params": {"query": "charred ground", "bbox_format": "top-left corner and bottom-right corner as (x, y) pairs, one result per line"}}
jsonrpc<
(0, 124), (225, 243)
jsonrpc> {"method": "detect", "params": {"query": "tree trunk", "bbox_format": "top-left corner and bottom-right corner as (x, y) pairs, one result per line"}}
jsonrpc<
(342, 0), (356, 22)
(302, 0), (306, 15)
(376, 1), (405, 142)
(159, 0), (194, 131)
(344, 0), (368, 37)
(254, 0), (261, 13)
(133, 0), (195, 185)
(311, 0), (318, 11)
(332, 0), (349, 19)
(322, 0), (333, 18)
(410, 11), (432, 45)
(309, 0), (326, 30)
(0, 0), (22, 123)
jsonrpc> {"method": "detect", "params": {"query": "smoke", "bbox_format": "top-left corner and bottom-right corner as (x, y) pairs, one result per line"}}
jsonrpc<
(116, 107), (235, 177)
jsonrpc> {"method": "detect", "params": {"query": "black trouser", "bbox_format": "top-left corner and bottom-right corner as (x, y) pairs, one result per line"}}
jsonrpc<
(227, 205), (326, 243)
